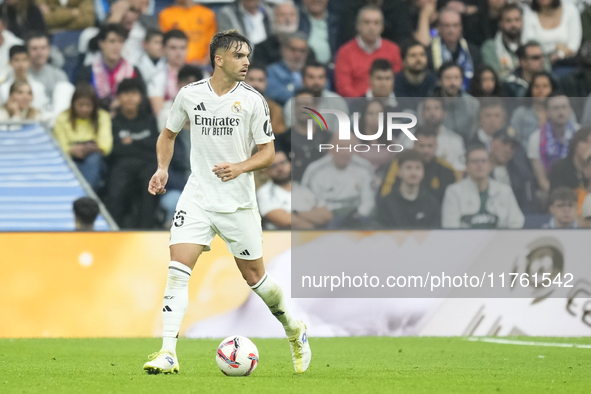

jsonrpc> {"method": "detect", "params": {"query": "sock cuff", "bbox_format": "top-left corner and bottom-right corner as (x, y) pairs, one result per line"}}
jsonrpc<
(169, 261), (192, 277)
(249, 272), (269, 290)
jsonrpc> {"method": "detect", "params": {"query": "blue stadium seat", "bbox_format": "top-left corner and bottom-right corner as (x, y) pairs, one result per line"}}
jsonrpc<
(0, 123), (112, 231)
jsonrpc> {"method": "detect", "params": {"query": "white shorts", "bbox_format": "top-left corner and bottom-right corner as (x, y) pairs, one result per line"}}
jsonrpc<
(169, 192), (263, 260)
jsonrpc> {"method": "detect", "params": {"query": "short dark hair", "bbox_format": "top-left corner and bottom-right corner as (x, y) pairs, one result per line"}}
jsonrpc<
(568, 126), (591, 157)
(548, 187), (577, 206)
(209, 29), (252, 68)
(500, 3), (523, 19)
(516, 41), (542, 60)
(144, 28), (163, 43)
(438, 61), (463, 80)
(248, 62), (266, 75)
(370, 58), (393, 75)
(303, 61), (326, 78)
(422, 97), (445, 109)
(73, 197), (100, 226)
(25, 31), (51, 48)
(356, 4), (383, 25)
(293, 87), (317, 97)
(177, 65), (203, 83)
(544, 92), (569, 109)
(117, 78), (144, 95)
(414, 125), (438, 139)
(163, 29), (188, 46)
(400, 40), (425, 60)
(466, 143), (488, 161)
(531, 0), (561, 12)
(97, 23), (128, 42)
(478, 97), (506, 115)
(9, 45), (28, 60)
(397, 149), (424, 167)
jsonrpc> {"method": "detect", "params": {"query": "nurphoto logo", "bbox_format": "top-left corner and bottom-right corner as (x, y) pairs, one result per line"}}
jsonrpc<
(302, 107), (417, 153)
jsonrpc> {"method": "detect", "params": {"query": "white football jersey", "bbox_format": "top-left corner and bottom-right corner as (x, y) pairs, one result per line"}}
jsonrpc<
(166, 78), (274, 213)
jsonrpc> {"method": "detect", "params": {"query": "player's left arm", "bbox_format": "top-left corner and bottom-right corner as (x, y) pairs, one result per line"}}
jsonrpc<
(213, 142), (275, 182)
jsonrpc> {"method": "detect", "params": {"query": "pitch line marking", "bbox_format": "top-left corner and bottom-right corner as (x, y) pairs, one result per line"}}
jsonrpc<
(467, 337), (591, 349)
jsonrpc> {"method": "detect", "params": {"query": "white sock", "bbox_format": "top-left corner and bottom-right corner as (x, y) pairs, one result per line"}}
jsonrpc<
(250, 272), (300, 337)
(160, 261), (191, 355)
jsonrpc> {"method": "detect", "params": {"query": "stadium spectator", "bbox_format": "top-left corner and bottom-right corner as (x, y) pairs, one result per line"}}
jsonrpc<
(298, 0), (338, 65)
(37, 0), (95, 32)
(364, 59), (397, 109)
(73, 197), (100, 231)
(430, 62), (480, 142)
(381, 125), (456, 204)
(522, 0), (582, 64)
(403, 96), (465, 165)
(0, 6), (23, 84)
(528, 93), (578, 192)
(136, 28), (164, 85)
(148, 29), (187, 117)
(419, 97), (466, 173)
(302, 133), (376, 229)
(460, 0), (508, 48)
(265, 32), (308, 106)
(0, 80), (43, 121)
(489, 126), (540, 213)
(104, 78), (159, 229)
(339, 0), (413, 46)
(503, 42), (546, 98)
(77, 24), (144, 112)
(427, 8), (482, 91)
(283, 61), (348, 131)
(217, 0), (274, 46)
(104, 0), (161, 66)
(469, 98), (507, 150)
(394, 41), (437, 100)
(275, 88), (331, 182)
(252, 1), (299, 67)
(159, 0), (216, 66)
(376, 149), (440, 229)
(467, 65), (505, 97)
(244, 64), (286, 134)
(351, 99), (393, 172)
(549, 127), (591, 194)
(544, 187), (579, 228)
(409, 0), (438, 47)
(53, 83), (112, 190)
(442, 144), (525, 228)
(257, 149), (332, 230)
(0, 0), (46, 40)
(510, 71), (559, 147)
(26, 32), (70, 103)
(481, 3), (523, 80)
(157, 64), (203, 132)
(581, 193), (591, 227)
(0, 45), (48, 112)
(334, 5), (402, 98)
(560, 42), (591, 119)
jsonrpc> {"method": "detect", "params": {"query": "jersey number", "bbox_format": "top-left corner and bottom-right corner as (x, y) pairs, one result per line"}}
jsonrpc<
(174, 210), (187, 227)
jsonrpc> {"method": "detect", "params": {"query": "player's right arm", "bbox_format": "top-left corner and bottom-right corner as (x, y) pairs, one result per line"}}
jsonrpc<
(148, 128), (178, 195)
(148, 88), (188, 195)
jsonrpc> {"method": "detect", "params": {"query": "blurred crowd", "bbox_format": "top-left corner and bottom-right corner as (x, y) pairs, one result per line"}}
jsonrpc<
(2, 0), (591, 229)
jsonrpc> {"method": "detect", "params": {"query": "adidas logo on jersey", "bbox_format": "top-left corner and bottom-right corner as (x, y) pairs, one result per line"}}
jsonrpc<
(239, 250), (250, 256)
(194, 102), (207, 111)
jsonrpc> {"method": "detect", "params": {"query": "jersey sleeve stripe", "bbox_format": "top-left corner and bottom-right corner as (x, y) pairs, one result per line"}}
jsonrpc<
(241, 84), (270, 116)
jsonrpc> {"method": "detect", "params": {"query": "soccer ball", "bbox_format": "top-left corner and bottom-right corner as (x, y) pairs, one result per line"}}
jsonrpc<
(216, 335), (259, 376)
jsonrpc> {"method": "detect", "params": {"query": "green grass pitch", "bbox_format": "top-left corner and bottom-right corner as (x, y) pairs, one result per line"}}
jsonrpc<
(1, 337), (590, 394)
